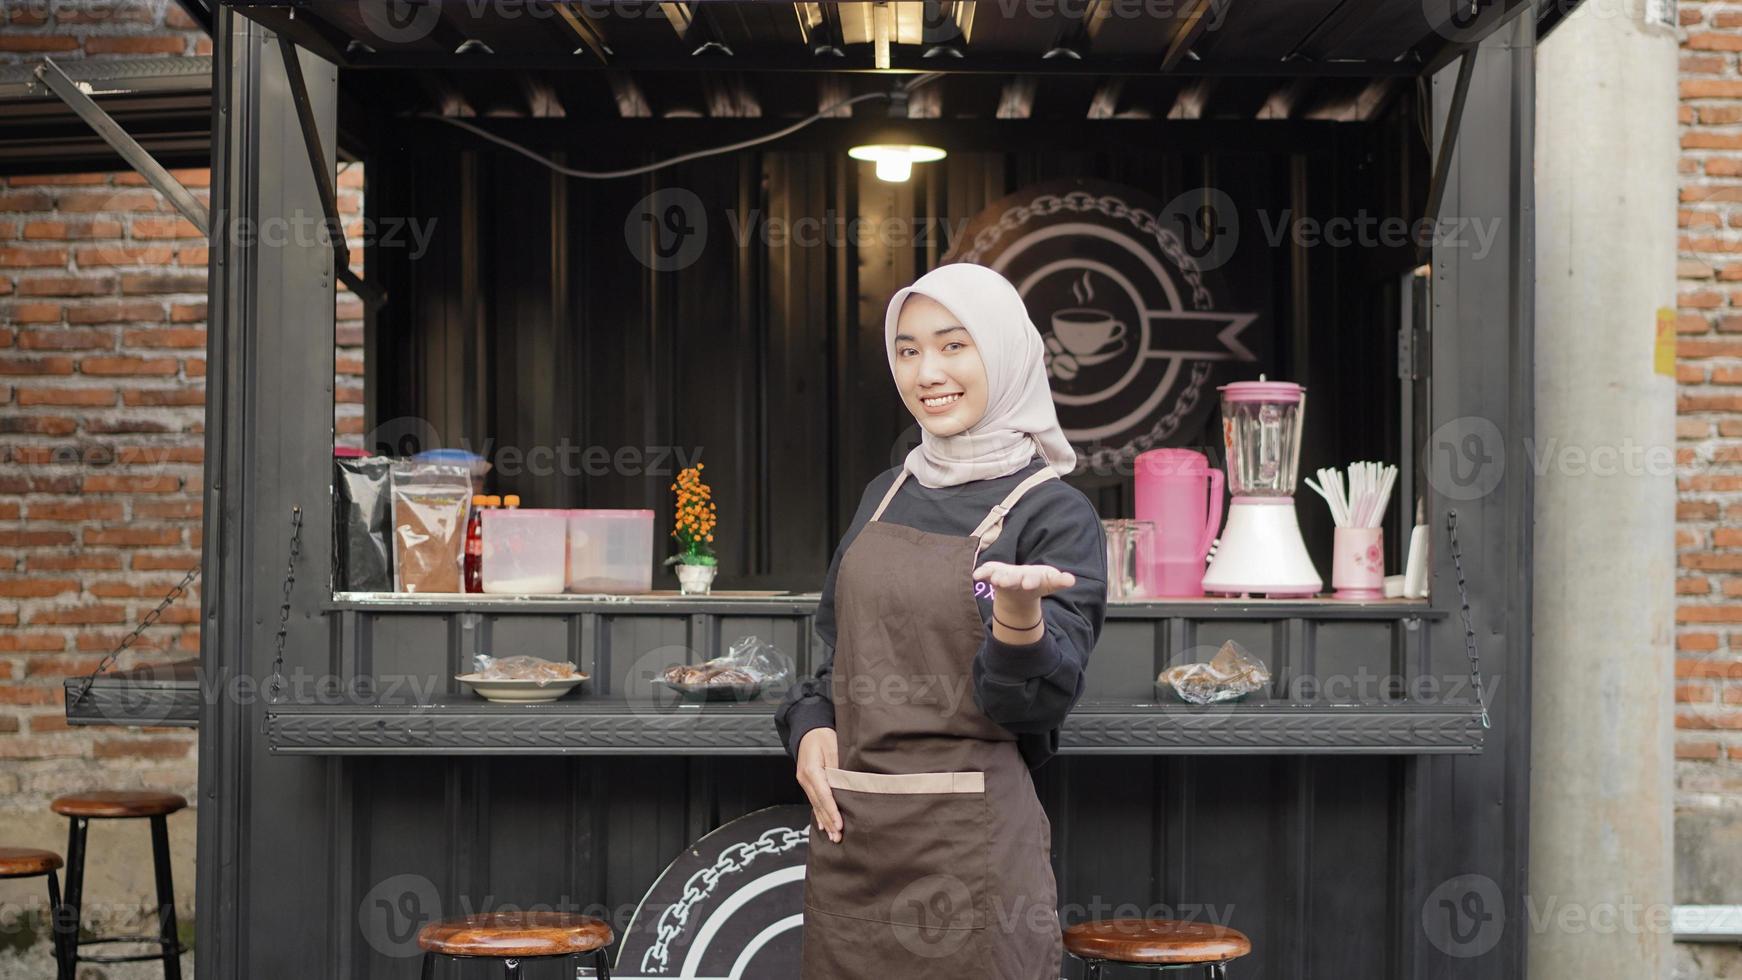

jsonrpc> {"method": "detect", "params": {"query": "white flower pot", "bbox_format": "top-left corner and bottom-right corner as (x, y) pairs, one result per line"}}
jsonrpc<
(675, 563), (717, 595)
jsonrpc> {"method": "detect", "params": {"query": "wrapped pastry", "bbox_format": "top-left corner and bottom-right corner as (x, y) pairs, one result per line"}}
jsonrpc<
(1158, 640), (1271, 704)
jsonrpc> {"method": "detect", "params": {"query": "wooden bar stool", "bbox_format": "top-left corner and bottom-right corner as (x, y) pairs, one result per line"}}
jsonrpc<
(1064, 918), (1252, 979)
(51, 790), (187, 979)
(418, 911), (614, 979)
(0, 847), (70, 980)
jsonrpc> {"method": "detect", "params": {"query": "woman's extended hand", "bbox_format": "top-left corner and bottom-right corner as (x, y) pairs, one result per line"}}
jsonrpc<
(973, 561), (1074, 645)
(797, 727), (842, 843)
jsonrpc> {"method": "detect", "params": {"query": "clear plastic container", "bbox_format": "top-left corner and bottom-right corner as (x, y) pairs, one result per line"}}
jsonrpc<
(566, 509), (655, 594)
(480, 508), (569, 594)
(1220, 380), (1306, 496)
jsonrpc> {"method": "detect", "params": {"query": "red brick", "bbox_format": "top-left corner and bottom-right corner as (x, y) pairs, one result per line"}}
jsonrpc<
(74, 245), (174, 267)
(0, 634), (64, 653)
(0, 35), (78, 52)
(168, 303), (205, 324)
(5, 304), (64, 325)
(81, 474), (180, 494)
(84, 36), (187, 55)
(14, 386), (115, 407)
(1677, 741), (1723, 760)
(132, 552), (199, 571)
(130, 217), (205, 240)
(122, 327), (203, 349)
(16, 328), (109, 350)
(89, 579), (191, 599)
(21, 219), (123, 241)
(0, 191), (52, 211)
(1678, 682), (1717, 702)
(134, 500), (200, 520)
(1679, 634), (1723, 652)
(65, 301), (163, 325)
(79, 355), (178, 376)
(25, 501), (123, 522)
(1686, 54), (1731, 75)
(0, 415), (76, 436)
(0, 686), (62, 706)
(114, 446), (201, 465)
(0, 247), (67, 268)
(26, 605), (126, 626)
(184, 358), (205, 378)
(0, 577), (79, 598)
(121, 387), (204, 407)
(92, 737), (191, 759)
(83, 527), (182, 547)
(177, 246), (207, 266)
(1680, 605), (1742, 623)
(1684, 79), (1742, 98)
(0, 355), (74, 375)
(120, 273), (204, 295)
(17, 275), (114, 298)
(1681, 576), (1713, 594)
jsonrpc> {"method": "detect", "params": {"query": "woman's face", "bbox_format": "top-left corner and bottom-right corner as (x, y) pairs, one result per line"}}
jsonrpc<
(891, 294), (988, 436)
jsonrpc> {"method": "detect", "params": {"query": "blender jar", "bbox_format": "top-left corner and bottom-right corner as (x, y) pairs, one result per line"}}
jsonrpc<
(1221, 380), (1305, 496)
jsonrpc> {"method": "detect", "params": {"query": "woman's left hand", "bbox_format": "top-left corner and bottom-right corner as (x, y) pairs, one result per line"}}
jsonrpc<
(972, 562), (1076, 603)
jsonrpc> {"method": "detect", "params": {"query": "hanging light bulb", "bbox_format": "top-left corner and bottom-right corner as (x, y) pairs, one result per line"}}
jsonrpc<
(847, 143), (947, 183)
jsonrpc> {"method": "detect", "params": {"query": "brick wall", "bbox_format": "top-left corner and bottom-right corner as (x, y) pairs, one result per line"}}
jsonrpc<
(0, 8), (365, 960)
(1678, 7), (1742, 797)
(0, 0), (208, 61)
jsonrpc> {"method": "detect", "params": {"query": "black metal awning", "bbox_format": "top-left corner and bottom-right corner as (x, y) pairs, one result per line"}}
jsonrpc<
(0, 56), (212, 176)
(225, 0), (1566, 78)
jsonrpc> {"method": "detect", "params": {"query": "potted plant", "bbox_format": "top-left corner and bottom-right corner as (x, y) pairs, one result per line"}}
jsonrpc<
(663, 463), (718, 594)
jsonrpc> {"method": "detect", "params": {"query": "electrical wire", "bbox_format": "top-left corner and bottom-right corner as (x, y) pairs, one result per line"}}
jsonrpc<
(418, 78), (934, 180)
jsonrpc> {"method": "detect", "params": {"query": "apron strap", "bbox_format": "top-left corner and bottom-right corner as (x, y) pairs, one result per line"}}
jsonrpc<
(971, 468), (1060, 562)
(868, 467), (911, 522)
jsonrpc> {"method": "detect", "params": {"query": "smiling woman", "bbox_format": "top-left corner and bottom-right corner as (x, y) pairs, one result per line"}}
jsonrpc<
(775, 263), (1109, 980)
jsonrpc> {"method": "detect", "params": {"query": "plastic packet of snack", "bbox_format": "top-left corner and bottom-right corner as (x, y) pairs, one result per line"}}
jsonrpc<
(1157, 640), (1271, 704)
(471, 654), (580, 686)
(659, 635), (794, 691)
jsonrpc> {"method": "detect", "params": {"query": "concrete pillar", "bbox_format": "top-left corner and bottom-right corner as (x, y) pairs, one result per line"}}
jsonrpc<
(1532, 3), (1678, 979)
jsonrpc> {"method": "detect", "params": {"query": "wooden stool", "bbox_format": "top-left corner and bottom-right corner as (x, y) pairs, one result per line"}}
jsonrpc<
(0, 848), (69, 980)
(51, 790), (187, 980)
(418, 911), (614, 979)
(1064, 918), (1253, 978)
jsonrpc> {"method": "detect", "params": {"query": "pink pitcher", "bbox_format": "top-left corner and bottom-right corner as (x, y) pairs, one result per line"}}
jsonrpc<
(1134, 448), (1224, 597)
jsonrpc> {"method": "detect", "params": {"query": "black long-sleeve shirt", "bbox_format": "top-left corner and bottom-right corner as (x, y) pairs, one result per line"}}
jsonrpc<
(773, 454), (1108, 770)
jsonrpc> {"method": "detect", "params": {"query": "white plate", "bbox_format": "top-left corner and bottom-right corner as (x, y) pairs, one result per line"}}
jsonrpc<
(455, 673), (590, 703)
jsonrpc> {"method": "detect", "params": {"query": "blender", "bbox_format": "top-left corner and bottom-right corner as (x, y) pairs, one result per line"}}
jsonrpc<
(1200, 377), (1323, 598)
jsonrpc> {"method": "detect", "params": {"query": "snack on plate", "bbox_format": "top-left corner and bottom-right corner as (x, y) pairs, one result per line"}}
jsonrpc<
(470, 654), (581, 686)
(661, 663), (755, 687)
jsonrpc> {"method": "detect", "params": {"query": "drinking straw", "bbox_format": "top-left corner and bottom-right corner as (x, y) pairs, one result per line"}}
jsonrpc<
(1307, 462), (1397, 528)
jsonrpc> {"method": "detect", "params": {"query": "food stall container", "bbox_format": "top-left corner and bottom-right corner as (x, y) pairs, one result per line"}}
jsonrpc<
(119, 4), (1565, 977)
(566, 509), (654, 594)
(480, 508), (567, 594)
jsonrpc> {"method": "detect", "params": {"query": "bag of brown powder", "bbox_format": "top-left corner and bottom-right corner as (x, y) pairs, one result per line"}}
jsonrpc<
(390, 461), (472, 593)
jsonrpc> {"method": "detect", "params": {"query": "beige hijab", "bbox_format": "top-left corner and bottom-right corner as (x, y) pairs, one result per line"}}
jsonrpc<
(883, 263), (1077, 488)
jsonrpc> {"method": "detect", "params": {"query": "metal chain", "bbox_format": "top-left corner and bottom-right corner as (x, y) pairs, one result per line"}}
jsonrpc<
(68, 564), (201, 707)
(1445, 509), (1492, 730)
(266, 506), (303, 705)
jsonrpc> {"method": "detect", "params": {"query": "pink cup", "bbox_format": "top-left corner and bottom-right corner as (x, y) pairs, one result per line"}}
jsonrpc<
(1332, 526), (1384, 600)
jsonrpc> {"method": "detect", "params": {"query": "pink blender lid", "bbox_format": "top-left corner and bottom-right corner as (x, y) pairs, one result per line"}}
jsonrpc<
(1135, 448), (1211, 476)
(1219, 377), (1304, 403)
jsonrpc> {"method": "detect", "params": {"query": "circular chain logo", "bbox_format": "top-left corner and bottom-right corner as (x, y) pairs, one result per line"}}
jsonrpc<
(626, 189), (707, 272)
(1422, 873), (1504, 958)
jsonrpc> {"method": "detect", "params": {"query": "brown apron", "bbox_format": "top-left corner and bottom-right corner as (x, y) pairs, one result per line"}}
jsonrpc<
(801, 465), (1063, 980)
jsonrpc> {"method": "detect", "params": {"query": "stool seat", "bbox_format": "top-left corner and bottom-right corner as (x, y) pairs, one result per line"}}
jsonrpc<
(1064, 918), (1252, 965)
(0, 847), (62, 879)
(51, 791), (187, 819)
(418, 912), (613, 958)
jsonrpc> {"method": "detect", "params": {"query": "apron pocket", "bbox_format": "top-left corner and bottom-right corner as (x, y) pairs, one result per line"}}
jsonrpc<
(805, 767), (991, 961)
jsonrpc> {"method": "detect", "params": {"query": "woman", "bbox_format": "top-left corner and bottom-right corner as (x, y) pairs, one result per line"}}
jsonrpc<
(774, 262), (1108, 980)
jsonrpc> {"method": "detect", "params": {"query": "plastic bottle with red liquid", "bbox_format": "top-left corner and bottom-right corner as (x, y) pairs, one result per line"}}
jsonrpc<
(463, 494), (491, 593)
